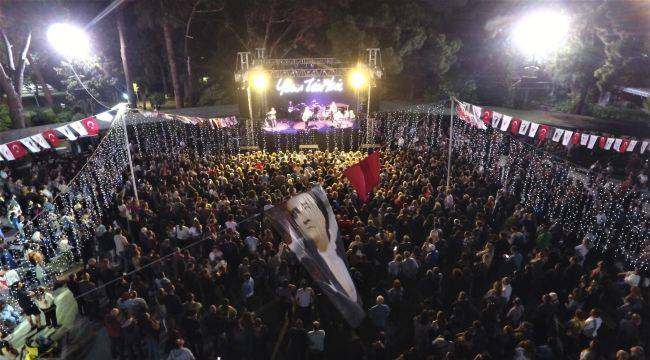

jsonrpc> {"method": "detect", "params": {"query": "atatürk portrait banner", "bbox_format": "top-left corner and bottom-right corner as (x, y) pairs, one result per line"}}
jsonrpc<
(266, 186), (365, 327)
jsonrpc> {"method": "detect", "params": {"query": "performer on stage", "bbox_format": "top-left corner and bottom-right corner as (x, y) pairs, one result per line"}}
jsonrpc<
(302, 105), (313, 129)
(333, 110), (344, 128)
(265, 107), (277, 128)
(329, 101), (338, 114)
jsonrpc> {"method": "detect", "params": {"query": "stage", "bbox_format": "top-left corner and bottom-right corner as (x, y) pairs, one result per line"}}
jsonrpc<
(262, 118), (356, 134)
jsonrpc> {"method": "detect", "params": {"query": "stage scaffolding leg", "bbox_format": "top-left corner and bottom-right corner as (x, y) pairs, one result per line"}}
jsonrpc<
(366, 83), (372, 143)
(446, 97), (455, 190)
(246, 86), (255, 146)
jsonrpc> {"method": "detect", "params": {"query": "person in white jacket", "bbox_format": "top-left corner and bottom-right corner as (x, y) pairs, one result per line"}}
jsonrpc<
(582, 309), (603, 339)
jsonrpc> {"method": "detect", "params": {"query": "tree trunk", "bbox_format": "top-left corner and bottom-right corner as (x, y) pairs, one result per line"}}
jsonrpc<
(184, 1), (202, 107)
(117, 8), (136, 108)
(159, 51), (169, 95)
(163, 19), (184, 109)
(5, 89), (25, 128)
(573, 82), (591, 115)
(27, 54), (53, 108)
(0, 30), (30, 128)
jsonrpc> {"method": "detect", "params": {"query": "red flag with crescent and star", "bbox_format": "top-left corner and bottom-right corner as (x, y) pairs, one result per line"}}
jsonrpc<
(619, 138), (630, 152)
(571, 132), (581, 145)
(7, 141), (28, 159)
(598, 136), (607, 149)
(42, 130), (61, 147)
(509, 118), (522, 134)
(481, 109), (493, 126)
(81, 116), (99, 136)
(537, 125), (549, 140)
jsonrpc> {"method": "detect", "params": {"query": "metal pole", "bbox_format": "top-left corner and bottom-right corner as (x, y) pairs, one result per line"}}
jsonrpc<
(246, 86), (254, 145)
(446, 97), (455, 190)
(366, 82), (372, 143)
(121, 109), (139, 201)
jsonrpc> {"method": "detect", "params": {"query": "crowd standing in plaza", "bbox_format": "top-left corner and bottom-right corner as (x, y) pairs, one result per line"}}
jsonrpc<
(0, 123), (647, 360)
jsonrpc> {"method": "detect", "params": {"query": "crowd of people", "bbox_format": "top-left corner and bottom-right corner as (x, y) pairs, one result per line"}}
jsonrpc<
(0, 116), (647, 360)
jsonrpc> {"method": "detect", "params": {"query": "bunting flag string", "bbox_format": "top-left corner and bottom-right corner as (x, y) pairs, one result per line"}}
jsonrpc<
(461, 100), (648, 155)
(0, 106), (237, 161)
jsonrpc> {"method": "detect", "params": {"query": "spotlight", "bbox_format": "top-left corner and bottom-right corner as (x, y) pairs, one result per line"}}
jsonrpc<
(348, 67), (368, 90)
(47, 23), (91, 60)
(512, 10), (570, 60)
(249, 70), (269, 91)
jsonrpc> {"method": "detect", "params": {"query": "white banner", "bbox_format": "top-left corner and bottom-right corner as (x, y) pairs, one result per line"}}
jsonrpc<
(55, 125), (77, 141)
(627, 140), (638, 152)
(587, 135), (598, 149)
(500, 115), (512, 132)
(0, 144), (14, 160)
(552, 129), (564, 142)
(641, 141), (649, 154)
(562, 130), (573, 146)
(528, 122), (539, 138)
(580, 134), (589, 146)
(604, 138), (615, 150)
(518, 120), (530, 135)
(491, 112), (502, 128)
(613, 138), (622, 152)
(30, 133), (51, 149)
(69, 121), (89, 136)
(19, 138), (40, 153)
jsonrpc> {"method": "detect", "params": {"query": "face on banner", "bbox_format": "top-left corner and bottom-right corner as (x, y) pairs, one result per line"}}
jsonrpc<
(287, 194), (328, 252)
(266, 186), (365, 327)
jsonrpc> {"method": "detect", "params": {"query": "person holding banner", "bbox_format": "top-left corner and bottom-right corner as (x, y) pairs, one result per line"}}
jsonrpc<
(266, 186), (365, 328)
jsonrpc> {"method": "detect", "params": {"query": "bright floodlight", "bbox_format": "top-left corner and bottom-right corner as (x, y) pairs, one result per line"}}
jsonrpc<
(47, 23), (91, 60)
(250, 70), (269, 91)
(348, 67), (368, 90)
(512, 10), (569, 59)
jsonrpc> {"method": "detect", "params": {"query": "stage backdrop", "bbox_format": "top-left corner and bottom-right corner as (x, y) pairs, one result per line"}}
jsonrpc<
(267, 75), (356, 119)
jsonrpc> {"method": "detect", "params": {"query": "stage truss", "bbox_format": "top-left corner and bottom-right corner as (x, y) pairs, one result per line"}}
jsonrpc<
(235, 48), (382, 147)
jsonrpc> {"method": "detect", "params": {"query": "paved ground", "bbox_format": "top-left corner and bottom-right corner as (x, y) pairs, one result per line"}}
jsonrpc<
(2, 286), (78, 359)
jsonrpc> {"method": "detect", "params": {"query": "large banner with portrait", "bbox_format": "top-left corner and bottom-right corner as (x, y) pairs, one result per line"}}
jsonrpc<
(265, 186), (365, 327)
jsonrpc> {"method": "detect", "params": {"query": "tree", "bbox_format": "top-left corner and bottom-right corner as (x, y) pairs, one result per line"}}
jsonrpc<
(131, 0), (187, 108)
(550, 2), (609, 114)
(26, 53), (54, 108)
(593, 1), (650, 93)
(183, 0), (223, 107)
(55, 56), (119, 114)
(117, 5), (136, 107)
(225, 0), (328, 58)
(0, 28), (31, 128)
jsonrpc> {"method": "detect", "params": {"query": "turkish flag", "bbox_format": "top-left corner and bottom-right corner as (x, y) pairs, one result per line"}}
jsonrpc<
(7, 141), (28, 159)
(619, 138), (630, 152)
(344, 164), (368, 202)
(538, 125), (549, 140)
(571, 132), (581, 145)
(359, 151), (381, 191)
(255, 162), (264, 171)
(344, 151), (381, 203)
(598, 136), (607, 149)
(481, 109), (493, 126)
(43, 130), (61, 147)
(510, 118), (521, 134)
(81, 116), (99, 135)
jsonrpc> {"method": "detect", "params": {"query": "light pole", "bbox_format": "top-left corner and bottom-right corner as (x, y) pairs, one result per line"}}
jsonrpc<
(349, 65), (369, 144)
(511, 10), (570, 108)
